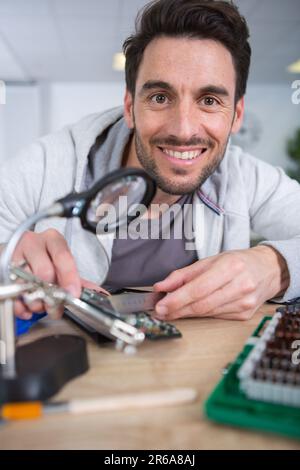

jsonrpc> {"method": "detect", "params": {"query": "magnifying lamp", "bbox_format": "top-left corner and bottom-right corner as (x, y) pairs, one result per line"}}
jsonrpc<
(0, 168), (156, 403)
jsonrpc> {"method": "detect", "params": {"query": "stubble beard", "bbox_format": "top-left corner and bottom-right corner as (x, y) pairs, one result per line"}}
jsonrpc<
(134, 128), (230, 196)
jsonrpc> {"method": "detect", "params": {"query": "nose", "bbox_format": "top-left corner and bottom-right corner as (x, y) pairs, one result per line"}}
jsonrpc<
(168, 101), (201, 144)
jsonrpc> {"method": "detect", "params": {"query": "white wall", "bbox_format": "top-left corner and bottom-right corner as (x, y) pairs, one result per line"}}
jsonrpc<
(0, 82), (125, 163)
(234, 84), (300, 169)
(43, 82), (125, 134)
(0, 107), (6, 163)
(0, 85), (40, 164)
(0, 81), (299, 172)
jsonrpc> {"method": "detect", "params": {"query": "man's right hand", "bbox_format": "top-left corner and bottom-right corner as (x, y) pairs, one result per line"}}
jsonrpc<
(8, 229), (82, 320)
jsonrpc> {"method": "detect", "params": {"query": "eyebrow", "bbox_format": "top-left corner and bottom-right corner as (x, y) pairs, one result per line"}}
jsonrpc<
(199, 85), (229, 97)
(139, 80), (175, 95)
(139, 80), (230, 98)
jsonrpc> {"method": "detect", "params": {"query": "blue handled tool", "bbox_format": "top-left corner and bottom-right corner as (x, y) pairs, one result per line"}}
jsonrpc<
(16, 313), (47, 336)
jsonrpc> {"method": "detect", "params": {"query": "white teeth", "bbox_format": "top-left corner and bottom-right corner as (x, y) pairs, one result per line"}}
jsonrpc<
(162, 148), (204, 160)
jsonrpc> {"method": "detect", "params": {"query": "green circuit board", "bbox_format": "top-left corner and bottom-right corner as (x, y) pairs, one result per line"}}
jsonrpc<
(205, 305), (300, 440)
(80, 288), (182, 340)
(126, 311), (182, 340)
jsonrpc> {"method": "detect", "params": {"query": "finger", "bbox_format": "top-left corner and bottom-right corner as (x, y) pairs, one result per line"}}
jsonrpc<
(45, 232), (81, 298)
(81, 278), (110, 296)
(23, 300), (45, 313)
(11, 232), (32, 264)
(155, 278), (245, 320)
(217, 311), (254, 321)
(155, 299), (257, 322)
(156, 271), (260, 320)
(207, 298), (261, 319)
(16, 233), (56, 284)
(175, 296), (259, 321)
(14, 300), (33, 320)
(153, 257), (213, 292)
(155, 257), (236, 315)
(45, 304), (64, 320)
(15, 292), (46, 318)
(11, 261), (46, 318)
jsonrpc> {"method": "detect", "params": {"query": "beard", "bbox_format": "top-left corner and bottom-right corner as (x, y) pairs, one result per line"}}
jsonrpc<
(134, 128), (230, 196)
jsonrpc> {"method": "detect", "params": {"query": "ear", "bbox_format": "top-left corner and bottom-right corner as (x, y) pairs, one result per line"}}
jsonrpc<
(231, 96), (245, 134)
(124, 89), (134, 129)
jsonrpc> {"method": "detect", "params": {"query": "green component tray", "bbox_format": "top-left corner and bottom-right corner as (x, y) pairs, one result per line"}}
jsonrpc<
(204, 317), (300, 440)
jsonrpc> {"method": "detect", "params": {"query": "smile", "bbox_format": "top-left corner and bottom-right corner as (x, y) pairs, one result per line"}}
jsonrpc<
(159, 147), (207, 161)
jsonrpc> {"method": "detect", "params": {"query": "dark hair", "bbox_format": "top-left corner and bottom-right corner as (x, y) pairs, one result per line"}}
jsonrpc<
(123, 0), (251, 102)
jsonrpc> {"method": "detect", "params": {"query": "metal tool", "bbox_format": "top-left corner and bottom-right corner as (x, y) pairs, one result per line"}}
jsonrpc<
(0, 167), (156, 380)
(79, 287), (164, 315)
(9, 265), (145, 352)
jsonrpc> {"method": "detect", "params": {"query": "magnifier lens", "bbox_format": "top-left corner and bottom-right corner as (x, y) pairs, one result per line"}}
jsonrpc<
(86, 175), (147, 232)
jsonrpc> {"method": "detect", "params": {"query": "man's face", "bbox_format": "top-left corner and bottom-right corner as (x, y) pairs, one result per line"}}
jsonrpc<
(124, 37), (244, 195)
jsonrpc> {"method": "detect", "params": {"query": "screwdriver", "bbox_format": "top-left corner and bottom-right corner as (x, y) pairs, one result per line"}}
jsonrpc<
(1, 387), (197, 421)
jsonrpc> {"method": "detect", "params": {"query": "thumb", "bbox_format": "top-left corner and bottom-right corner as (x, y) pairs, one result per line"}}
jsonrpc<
(154, 258), (211, 292)
(80, 278), (110, 296)
(154, 270), (185, 293)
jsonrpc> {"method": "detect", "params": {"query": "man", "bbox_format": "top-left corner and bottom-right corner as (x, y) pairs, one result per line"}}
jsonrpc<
(0, 0), (299, 322)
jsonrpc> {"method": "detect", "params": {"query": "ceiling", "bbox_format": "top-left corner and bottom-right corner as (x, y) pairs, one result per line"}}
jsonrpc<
(0, 0), (299, 84)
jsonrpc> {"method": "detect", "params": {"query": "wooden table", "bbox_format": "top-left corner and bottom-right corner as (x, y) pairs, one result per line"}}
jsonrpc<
(1, 304), (300, 450)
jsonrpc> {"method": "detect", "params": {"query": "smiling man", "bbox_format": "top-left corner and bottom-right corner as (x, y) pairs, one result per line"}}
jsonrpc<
(0, 0), (300, 322)
(124, 37), (239, 195)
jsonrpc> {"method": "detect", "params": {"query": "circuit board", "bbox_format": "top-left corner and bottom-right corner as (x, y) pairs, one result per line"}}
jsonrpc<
(123, 311), (182, 340)
(66, 288), (182, 341)
(205, 304), (300, 440)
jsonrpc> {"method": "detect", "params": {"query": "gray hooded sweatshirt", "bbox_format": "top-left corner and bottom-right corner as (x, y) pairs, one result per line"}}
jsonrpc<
(0, 106), (299, 301)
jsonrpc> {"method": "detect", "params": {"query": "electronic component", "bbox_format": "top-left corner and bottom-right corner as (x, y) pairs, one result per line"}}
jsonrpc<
(205, 305), (300, 440)
(10, 266), (145, 351)
(124, 311), (182, 340)
(66, 288), (182, 341)
(238, 304), (300, 407)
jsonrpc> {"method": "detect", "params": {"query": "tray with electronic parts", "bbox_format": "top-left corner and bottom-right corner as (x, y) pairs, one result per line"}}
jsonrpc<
(205, 304), (300, 440)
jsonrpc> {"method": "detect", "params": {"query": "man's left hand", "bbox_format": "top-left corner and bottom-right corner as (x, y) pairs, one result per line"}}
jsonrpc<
(153, 246), (290, 321)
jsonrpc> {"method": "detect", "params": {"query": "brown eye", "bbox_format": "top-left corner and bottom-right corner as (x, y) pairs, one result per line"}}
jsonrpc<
(203, 96), (216, 106)
(151, 94), (167, 104)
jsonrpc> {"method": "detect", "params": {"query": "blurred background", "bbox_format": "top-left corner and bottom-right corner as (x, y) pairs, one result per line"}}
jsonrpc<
(0, 0), (299, 173)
